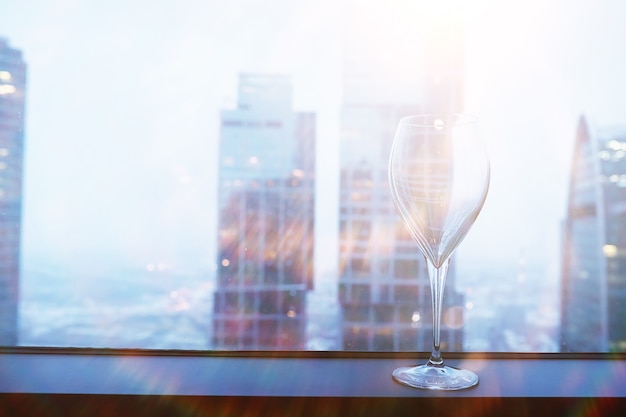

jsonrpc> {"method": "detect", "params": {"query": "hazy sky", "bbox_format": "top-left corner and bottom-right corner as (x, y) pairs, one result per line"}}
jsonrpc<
(3, 0), (626, 285)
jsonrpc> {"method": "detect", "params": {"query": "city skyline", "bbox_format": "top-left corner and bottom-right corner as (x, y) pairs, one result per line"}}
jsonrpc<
(1, 1), (626, 351)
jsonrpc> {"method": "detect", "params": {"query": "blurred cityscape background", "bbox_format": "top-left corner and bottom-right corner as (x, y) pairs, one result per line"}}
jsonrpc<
(1, 0), (626, 352)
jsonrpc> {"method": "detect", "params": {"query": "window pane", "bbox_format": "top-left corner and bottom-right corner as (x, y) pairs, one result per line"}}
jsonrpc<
(1, 0), (625, 353)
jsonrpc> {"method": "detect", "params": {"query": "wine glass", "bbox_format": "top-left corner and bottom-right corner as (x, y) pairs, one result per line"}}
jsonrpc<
(388, 113), (489, 390)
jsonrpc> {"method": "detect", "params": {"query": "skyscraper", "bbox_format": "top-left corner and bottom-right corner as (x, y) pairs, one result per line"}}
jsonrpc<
(338, 1), (466, 351)
(561, 115), (626, 352)
(213, 74), (315, 349)
(0, 38), (26, 345)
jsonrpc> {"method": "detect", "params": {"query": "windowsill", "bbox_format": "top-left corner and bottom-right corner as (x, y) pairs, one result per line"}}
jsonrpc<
(1, 348), (625, 416)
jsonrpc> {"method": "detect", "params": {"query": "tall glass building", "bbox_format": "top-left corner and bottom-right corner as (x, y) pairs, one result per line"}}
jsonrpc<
(338, 1), (466, 351)
(213, 74), (315, 349)
(0, 38), (25, 345)
(561, 116), (626, 352)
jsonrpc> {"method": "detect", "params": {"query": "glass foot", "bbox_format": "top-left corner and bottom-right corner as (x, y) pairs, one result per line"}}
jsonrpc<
(392, 364), (479, 391)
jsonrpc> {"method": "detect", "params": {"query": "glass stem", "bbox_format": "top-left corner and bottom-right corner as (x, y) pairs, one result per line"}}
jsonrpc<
(427, 258), (449, 367)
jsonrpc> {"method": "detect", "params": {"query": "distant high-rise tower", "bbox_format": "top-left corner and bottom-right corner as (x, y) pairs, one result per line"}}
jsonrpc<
(0, 38), (26, 345)
(213, 74), (315, 349)
(338, 1), (466, 351)
(561, 115), (626, 352)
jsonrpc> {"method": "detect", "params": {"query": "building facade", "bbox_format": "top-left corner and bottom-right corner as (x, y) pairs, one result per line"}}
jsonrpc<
(213, 74), (315, 349)
(561, 116), (626, 352)
(0, 38), (25, 346)
(338, 1), (466, 351)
